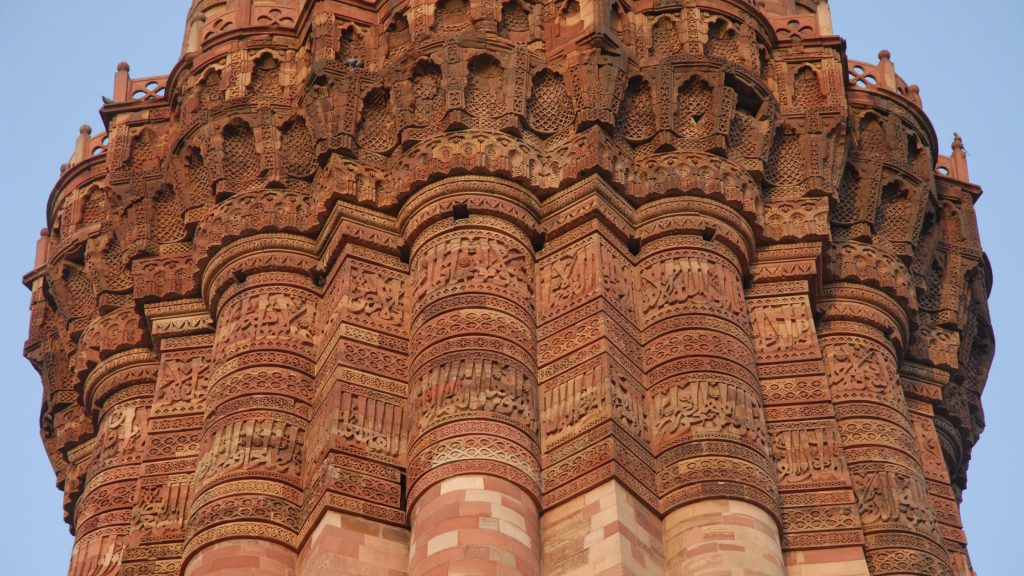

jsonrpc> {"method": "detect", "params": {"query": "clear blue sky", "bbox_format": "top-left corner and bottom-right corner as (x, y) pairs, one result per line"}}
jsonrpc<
(0, 2), (1019, 574)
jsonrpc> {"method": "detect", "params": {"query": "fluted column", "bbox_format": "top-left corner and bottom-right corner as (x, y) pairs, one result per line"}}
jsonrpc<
(400, 177), (541, 576)
(122, 303), (215, 576)
(746, 245), (871, 575)
(636, 197), (783, 576)
(184, 234), (319, 576)
(69, 349), (157, 576)
(818, 283), (954, 576)
(297, 205), (410, 576)
(535, 177), (664, 575)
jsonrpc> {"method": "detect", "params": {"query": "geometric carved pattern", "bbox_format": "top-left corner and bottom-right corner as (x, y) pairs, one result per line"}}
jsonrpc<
(526, 69), (574, 134)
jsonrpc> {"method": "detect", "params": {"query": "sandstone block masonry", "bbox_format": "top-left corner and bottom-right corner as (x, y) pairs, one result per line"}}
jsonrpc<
(24, 1), (993, 575)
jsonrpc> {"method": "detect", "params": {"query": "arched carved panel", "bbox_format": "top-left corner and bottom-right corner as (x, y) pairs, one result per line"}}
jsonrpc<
(675, 76), (713, 139)
(280, 117), (317, 178)
(465, 55), (505, 118)
(386, 14), (411, 59)
(358, 88), (398, 154)
(411, 60), (445, 125)
(618, 76), (656, 142)
(221, 120), (262, 191)
(433, 0), (469, 35)
(526, 69), (574, 135)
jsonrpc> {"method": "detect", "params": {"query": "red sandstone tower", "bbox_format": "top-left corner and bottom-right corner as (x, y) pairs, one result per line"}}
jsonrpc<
(24, 1), (994, 575)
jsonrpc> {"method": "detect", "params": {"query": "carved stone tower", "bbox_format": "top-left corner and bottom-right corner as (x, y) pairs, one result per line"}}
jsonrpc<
(24, 0), (994, 575)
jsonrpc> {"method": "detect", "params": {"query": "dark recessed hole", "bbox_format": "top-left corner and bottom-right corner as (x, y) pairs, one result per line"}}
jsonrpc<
(531, 231), (546, 252)
(399, 473), (408, 511)
(701, 227), (717, 242)
(452, 203), (470, 220)
(627, 237), (641, 256)
(398, 245), (411, 264)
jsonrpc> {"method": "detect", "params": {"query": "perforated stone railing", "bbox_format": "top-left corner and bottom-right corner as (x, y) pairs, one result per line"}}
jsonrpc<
(64, 125), (108, 169)
(187, 0), (300, 49)
(129, 77), (167, 101)
(765, 0), (833, 40)
(936, 135), (971, 182)
(770, 13), (819, 40)
(88, 131), (109, 157)
(112, 62), (168, 104)
(847, 51), (923, 108)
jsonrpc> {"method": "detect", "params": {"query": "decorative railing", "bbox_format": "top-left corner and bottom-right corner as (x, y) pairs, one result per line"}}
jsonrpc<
(111, 62), (168, 104)
(770, 13), (819, 41)
(66, 125), (108, 168)
(847, 52), (923, 108)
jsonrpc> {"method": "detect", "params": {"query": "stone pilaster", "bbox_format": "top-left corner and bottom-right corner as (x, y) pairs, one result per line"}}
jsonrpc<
(902, 362), (974, 576)
(636, 194), (783, 576)
(298, 204), (410, 576)
(819, 283), (954, 576)
(536, 177), (662, 575)
(747, 245), (871, 575)
(400, 177), (541, 576)
(118, 299), (213, 576)
(184, 234), (320, 574)
(69, 349), (157, 576)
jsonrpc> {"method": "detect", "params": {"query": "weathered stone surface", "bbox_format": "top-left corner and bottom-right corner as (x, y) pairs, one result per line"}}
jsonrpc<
(24, 1), (993, 575)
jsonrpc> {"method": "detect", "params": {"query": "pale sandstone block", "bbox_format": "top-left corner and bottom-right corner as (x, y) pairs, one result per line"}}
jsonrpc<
(582, 481), (617, 505)
(590, 503), (620, 528)
(426, 530), (459, 556)
(663, 499), (783, 576)
(583, 528), (604, 548)
(490, 547), (518, 567)
(464, 488), (504, 504)
(498, 519), (533, 547)
(544, 497), (589, 524)
(784, 548), (870, 576)
(491, 503), (528, 530)
(440, 475), (486, 494)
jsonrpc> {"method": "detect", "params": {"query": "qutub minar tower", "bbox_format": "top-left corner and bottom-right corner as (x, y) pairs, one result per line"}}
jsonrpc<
(23, 0), (994, 574)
